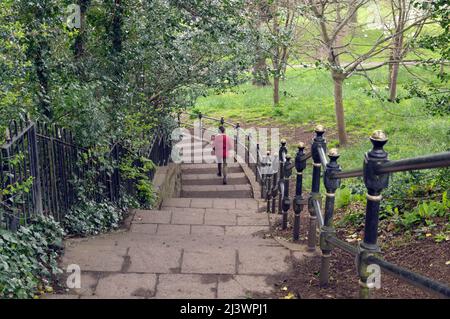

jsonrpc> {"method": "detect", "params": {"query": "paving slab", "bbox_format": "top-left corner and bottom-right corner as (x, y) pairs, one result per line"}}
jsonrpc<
(62, 245), (127, 272)
(190, 198), (214, 208)
(130, 223), (158, 234)
(238, 247), (291, 275)
(213, 199), (236, 209)
(127, 246), (182, 273)
(68, 272), (99, 296)
(204, 212), (237, 226)
(225, 226), (269, 237)
(133, 210), (172, 224)
(191, 225), (225, 236)
(156, 274), (217, 299)
(182, 248), (236, 274)
(217, 275), (276, 299)
(235, 199), (259, 210)
(95, 273), (157, 298)
(172, 210), (205, 225)
(157, 224), (191, 235)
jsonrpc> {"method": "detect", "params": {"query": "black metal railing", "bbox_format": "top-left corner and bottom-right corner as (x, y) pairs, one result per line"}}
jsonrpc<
(0, 117), (172, 231)
(267, 126), (450, 299)
(177, 111), (450, 298)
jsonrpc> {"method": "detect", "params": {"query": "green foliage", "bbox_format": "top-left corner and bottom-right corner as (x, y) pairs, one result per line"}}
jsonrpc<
(397, 191), (450, 229)
(120, 155), (156, 208)
(63, 200), (124, 237)
(335, 186), (366, 209)
(0, 215), (64, 299)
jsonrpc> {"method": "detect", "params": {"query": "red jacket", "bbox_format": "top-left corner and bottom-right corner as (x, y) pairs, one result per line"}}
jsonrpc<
(213, 134), (233, 159)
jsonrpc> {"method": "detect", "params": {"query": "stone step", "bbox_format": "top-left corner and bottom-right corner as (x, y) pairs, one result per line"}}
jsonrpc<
(181, 163), (243, 175)
(181, 191), (252, 198)
(162, 197), (258, 210)
(181, 185), (252, 198)
(182, 173), (248, 185)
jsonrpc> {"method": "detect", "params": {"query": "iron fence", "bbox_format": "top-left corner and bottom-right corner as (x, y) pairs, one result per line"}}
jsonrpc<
(267, 126), (450, 298)
(0, 117), (172, 231)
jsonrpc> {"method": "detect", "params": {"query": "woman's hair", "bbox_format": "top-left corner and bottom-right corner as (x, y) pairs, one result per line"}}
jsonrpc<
(219, 126), (225, 133)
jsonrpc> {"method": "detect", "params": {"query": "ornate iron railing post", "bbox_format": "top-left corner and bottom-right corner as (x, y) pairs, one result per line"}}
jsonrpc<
(358, 130), (390, 298)
(235, 123), (240, 157)
(278, 139), (287, 215)
(198, 112), (203, 139)
(293, 142), (306, 241)
(271, 170), (277, 214)
(308, 125), (326, 251)
(246, 133), (250, 164)
(264, 151), (272, 212)
(255, 143), (260, 182)
(282, 155), (293, 230)
(319, 148), (341, 286)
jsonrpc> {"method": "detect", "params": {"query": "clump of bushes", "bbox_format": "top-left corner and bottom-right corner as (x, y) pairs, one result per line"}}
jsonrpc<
(63, 200), (124, 237)
(0, 215), (64, 299)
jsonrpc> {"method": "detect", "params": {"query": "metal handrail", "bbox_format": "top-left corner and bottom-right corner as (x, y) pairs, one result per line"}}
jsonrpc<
(376, 152), (450, 174)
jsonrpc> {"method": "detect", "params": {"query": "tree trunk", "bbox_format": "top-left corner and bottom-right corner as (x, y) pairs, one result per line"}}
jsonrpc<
(32, 5), (52, 119)
(389, 61), (400, 102)
(388, 33), (404, 102)
(332, 72), (348, 145)
(112, 0), (123, 54)
(74, 0), (90, 59)
(273, 75), (280, 106)
(253, 55), (270, 86)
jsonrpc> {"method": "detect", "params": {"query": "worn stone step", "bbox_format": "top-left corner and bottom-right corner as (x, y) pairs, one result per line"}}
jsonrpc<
(182, 163), (243, 175)
(182, 173), (248, 185)
(181, 188), (252, 198)
(162, 198), (258, 210)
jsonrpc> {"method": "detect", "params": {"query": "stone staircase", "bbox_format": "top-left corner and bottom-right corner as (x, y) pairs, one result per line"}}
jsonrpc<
(45, 137), (303, 299)
(181, 164), (252, 198)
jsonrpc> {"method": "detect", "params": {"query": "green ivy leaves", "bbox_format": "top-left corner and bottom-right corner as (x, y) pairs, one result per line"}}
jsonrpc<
(0, 215), (64, 299)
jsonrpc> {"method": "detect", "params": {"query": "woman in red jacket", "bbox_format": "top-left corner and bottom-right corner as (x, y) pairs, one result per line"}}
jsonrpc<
(213, 126), (233, 184)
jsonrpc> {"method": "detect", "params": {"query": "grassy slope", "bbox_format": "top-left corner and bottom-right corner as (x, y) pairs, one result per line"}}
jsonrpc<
(194, 66), (449, 174)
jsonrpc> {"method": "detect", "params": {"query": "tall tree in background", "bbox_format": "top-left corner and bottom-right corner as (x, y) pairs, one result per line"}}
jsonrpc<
(250, 0), (271, 87)
(300, 0), (431, 145)
(16, 0), (61, 120)
(385, 0), (428, 101)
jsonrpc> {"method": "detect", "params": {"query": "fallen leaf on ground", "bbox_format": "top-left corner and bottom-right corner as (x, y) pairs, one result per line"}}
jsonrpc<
(283, 292), (295, 299)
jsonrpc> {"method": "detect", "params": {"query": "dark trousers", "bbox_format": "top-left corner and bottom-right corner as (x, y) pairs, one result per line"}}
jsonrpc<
(217, 158), (227, 177)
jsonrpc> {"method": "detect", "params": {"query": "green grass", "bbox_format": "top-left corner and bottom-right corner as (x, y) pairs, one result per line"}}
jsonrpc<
(194, 66), (449, 177)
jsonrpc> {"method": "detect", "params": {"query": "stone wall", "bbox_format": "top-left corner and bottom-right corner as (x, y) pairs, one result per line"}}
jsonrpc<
(152, 163), (181, 209)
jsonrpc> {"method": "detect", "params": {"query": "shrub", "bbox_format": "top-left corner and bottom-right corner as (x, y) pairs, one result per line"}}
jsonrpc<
(63, 200), (124, 237)
(0, 215), (64, 299)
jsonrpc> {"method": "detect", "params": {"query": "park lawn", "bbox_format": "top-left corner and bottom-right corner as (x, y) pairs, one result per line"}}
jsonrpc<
(194, 66), (449, 174)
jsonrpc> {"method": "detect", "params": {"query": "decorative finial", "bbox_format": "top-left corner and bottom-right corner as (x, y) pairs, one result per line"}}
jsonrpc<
(281, 138), (287, 144)
(298, 142), (305, 149)
(328, 148), (339, 157)
(315, 125), (325, 133)
(371, 130), (387, 142)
